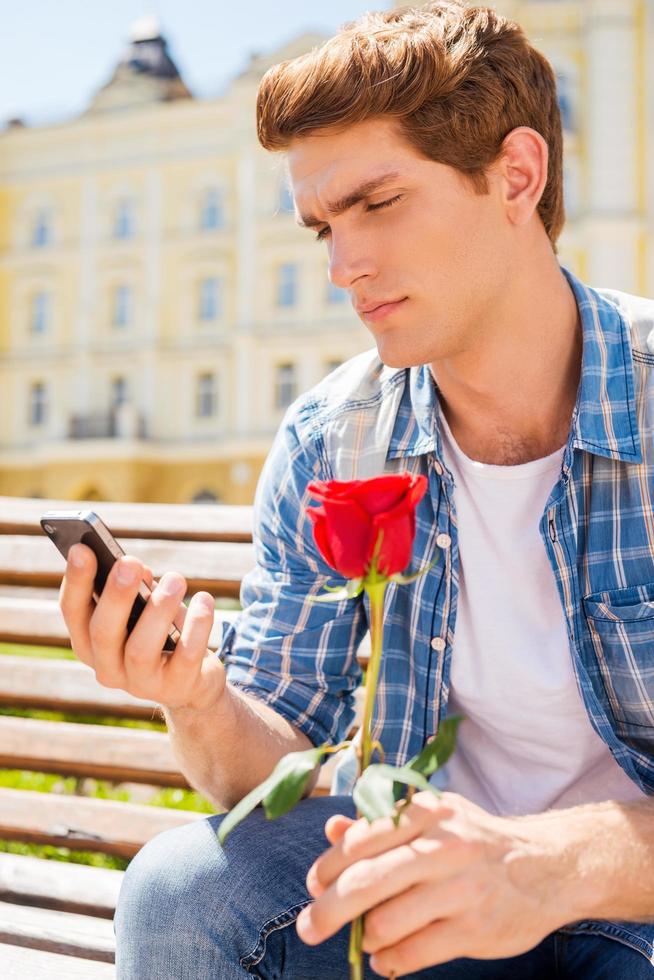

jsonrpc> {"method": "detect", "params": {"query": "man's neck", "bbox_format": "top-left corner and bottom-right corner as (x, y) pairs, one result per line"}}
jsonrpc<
(429, 261), (582, 466)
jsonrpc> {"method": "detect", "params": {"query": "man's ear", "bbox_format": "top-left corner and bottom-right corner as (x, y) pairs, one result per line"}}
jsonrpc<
(496, 126), (549, 229)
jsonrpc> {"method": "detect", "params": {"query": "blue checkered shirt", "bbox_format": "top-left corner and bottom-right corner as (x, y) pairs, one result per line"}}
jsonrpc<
(220, 267), (654, 962)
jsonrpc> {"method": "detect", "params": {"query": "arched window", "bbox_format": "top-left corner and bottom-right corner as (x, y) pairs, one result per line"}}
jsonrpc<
(196, 372), (218, 417)
(31, 209), (52, 248)
(278, 181), (295, 214)
(200, 189), (224, 231)
(276, 263), (298, 308)
(274, 362), (297, 409)
(111, 376), (129, 407)
(30, 290), (52, 334)
(112, 284), (133, 327)
(113, 199), (135, 240)
(198, 276), (221, 321)
(28, 381), (47, 426)
(192, 488), (221, 503)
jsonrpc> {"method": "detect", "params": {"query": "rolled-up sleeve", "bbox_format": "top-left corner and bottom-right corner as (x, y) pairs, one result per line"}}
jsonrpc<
(218, 398), (368, 748)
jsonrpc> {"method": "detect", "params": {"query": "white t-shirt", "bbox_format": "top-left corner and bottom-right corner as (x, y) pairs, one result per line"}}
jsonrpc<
(436, 411), (644, 816)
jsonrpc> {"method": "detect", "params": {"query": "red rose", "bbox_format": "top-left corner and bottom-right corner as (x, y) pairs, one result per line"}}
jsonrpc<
(306, 473), (428, 580)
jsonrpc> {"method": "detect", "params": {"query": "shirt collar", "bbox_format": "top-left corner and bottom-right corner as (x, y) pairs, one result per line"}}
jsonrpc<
(386, 265), (642, 465)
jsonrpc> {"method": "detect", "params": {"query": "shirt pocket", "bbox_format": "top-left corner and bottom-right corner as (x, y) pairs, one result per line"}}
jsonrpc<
(582, 584), (654, 756)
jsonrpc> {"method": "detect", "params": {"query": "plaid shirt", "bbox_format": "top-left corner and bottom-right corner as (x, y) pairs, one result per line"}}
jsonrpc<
(220, 266), (654, 961)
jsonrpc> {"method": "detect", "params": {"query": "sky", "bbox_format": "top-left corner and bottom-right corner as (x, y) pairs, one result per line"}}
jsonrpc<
(0, 0), (389, 126)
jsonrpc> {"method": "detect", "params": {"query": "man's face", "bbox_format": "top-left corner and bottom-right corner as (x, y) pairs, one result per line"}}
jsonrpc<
(287, 117), (514, 369)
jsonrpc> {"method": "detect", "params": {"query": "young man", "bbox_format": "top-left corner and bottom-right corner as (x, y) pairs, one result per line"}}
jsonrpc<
(61, 3), (654, 977)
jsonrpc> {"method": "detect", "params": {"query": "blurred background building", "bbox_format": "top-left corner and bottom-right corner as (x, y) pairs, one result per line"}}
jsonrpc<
(0, 0), (652, 504)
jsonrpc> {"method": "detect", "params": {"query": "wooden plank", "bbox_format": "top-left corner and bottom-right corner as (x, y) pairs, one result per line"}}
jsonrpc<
(0, 853), (122, 918)
(0, 495), (253, 542)
(0, 597), (238, 654)
(0, 900), (115, 962)
(1, 943), (115, 979)
(0, 788), (205, 858)
(0, 716), (188, 786)
(0, 536), (253, 597)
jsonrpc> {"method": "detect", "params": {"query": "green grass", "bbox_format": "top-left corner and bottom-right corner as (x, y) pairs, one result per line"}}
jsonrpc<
(0, 641), (219, 869)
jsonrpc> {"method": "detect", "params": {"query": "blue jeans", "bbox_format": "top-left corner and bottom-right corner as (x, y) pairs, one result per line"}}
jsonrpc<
(114, 795), (653, 978)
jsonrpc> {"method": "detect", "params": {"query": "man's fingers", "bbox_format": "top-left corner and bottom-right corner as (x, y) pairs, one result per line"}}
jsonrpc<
(160, 592), (221, 709)
(88, 555), (148, 686)
(362, 875), (480, 955)
(324, 814), (355, 846)
(298, 835), (468, 946)
(59, 543), (98, 667)
(369, 919), (468, 978)
(308, 793), (451, 896)
(123, 571), (188, 691)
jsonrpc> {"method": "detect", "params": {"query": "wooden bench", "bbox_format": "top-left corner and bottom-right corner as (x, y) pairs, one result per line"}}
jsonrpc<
(0, 495), (368, 976)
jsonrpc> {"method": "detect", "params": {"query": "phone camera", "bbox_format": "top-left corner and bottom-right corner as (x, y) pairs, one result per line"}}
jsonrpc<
(43, 523), (55, 534)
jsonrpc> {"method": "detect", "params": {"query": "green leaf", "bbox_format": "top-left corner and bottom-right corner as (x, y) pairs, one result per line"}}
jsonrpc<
(407, 715), (463, 777)
(353, 765), (397, 822)
(353, 763), (439, 824)
(217, 746), (326, 845)
(263, 750), (325, 819)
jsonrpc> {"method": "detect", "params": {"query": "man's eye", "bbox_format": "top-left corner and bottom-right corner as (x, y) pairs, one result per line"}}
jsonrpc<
(367, 194), (403, 212)
(313, 194), (403, 243)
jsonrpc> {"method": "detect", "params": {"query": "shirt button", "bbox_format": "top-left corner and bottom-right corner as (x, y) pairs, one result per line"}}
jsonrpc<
(431, 636), (446, 651)
(436, 533), (451, 549)
(434, 460), (443, 476)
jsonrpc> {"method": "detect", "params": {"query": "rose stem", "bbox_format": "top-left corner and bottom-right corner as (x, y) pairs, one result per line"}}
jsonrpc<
(350, 576), (387, 979)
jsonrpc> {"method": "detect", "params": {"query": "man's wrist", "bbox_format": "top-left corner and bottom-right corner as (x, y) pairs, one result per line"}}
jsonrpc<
(512, 801), (623, 925)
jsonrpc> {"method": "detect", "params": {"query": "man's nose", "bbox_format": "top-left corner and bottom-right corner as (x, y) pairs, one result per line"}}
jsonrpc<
(328, 236), (376, 290)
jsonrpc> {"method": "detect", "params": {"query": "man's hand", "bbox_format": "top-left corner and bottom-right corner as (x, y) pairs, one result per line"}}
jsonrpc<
(59, 542), (226, 712)
(296, 791), (580, 978)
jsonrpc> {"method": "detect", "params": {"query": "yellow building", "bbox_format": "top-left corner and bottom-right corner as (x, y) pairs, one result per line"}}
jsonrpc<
(403, 0), (654, 294)
(1, 4), (652, 504)
(0, 18), (370, 505)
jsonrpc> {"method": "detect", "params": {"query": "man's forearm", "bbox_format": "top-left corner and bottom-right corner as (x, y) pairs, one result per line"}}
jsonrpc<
(518, 797), (654, 924)
(162, 682), (317, 811)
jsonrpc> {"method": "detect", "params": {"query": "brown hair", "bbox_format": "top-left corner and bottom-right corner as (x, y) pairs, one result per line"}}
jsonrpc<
(257, 1), (564, 247)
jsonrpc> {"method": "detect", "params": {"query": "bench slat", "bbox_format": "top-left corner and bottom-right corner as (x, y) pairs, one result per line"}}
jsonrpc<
(0, 716), (189, 786)
(0, 597), (237, 653)
(0, 900), (115, 963)
(0, 495), (253, 542)
(0, 787), (204, 858)
(0, 853), (122, 918)
(0, 942), (116, 978)
(0, 536), (253, 597)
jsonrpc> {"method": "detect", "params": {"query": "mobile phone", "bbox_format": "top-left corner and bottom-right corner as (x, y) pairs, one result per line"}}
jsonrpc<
(40, 509), (181, 652)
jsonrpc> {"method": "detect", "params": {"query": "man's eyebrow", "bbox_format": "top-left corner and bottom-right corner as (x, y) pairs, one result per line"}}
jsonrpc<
(296, 170), (402, 229)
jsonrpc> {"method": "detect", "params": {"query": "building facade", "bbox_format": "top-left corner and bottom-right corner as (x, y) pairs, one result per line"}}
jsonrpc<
(0, 20), (369, 504)
(1, 3), (652, 504)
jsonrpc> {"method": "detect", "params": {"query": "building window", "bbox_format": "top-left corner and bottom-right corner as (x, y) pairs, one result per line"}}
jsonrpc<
(276, 263), (298, 308)
(192, 488), (220, 503)
(198, 276), (221, 321)
(28, 381), (47, 426)
(113, 199), (134, 240)
(557, 73), (574, 132)
(324, 359), (343, 376)
(200, 189), (224, 231)
(31, 209), (52, 248)
(274, 362), (297, 410)
(278, 181), (295, 214)
(112, 284), (132, 327)
(30, 290), (51, 334)
(196, 372), (217, 418)
(111, 376), (129, 407)
(326, 281), (348, 305)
